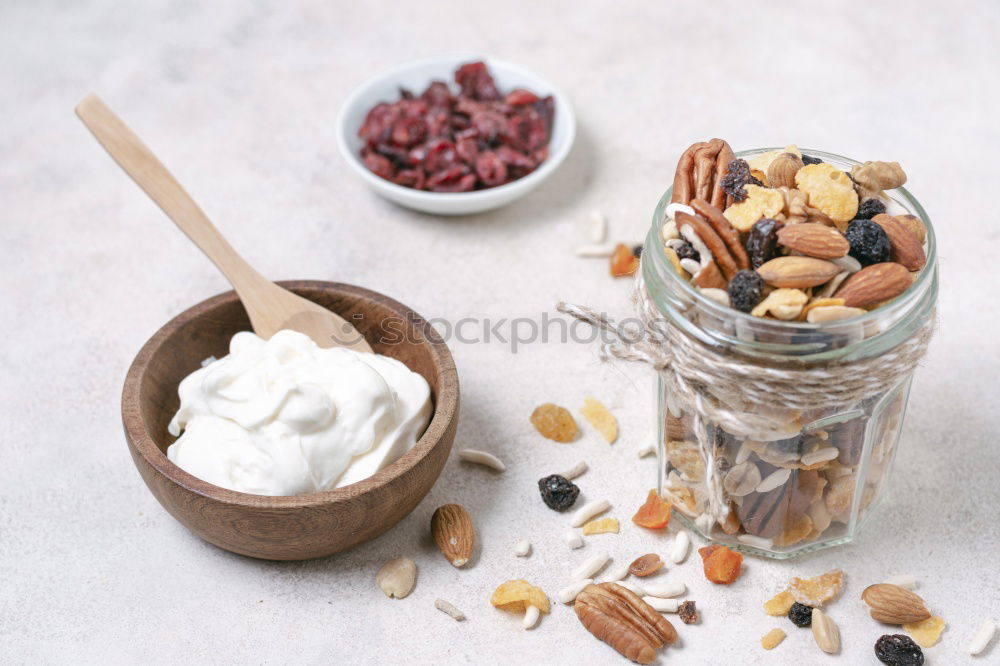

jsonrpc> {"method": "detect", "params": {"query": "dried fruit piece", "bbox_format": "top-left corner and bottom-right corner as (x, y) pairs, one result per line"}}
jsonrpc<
(610, 242), (640, 277)
(678, 600), (699, 624)
(538, 474), (580, 512)
(632, 490), (672, 529)
(724, 184), (786, 232)
(856, 198), (887, 219)
(846, 219), (892, 266)
(376, 556), (417, 599)
(431, 504), (475, 567)
(788, 570), (844, 608)
(764, 590), (796, 616)
(530, 403), (578, 442)
(862, 584), (931, 625)
(698, 545), (743, 585)
(629, 554), (664, 577)
(491, 579), (551, 614)
(761, 628), (787, 650)
(875, 634), (924, 665)
(795, 163), (859, 224)
(720, 158), (763, 202)
(574, 583), (678, 664)
(903, 615), (946, 648)
(789, 602), (814, 627)
(580, 397), (618, 443)
(811, 608), (841, 654)
(582, 517), (620, 535)
(745, 217), (784, 268)
(727, 269), (765, 312)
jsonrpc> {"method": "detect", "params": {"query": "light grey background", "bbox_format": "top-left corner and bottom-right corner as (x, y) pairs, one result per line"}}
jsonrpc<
(2, 1), (998, 663)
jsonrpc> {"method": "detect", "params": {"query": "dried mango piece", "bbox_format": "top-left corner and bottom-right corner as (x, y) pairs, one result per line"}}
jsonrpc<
(610, 243), (640, 277)
(699, 545), (743, 585)
(761, 628), (787, 650)
(490, 579), (550, 614)
(795, 163), (859, 225)
(723, 185), (785, 232)
(580, 397), (618, 443)
(631, 490), (672, 529)
(904, 615), (946, 648)
(763, 590), (795, 616)
(582, 517), (620, 535)
(530, 403), (577, 442)
(788, 569), (844, 608)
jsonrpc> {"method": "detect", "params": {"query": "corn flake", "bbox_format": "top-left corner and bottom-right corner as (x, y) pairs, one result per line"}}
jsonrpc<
(490, 579), (550, 614)
(582, 517), (620, 535)
(763, 590), (795, 616)
(787, 569), (844, 608)
(580, 397), (618, 444)
(723, 185), (785, 232)
(795, 163), (859, 224)
(904, 615), (946, 648)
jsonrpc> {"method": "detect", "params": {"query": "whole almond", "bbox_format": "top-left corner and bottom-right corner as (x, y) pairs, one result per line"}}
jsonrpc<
(811, 608), (840, 654)
(897, 214), (927, 244)
(872, 214), (926, 270)
(834, 262), (911, 307)
(767, 153), (804, 189)
(861, 584), (931, 625)
(756, 256), (841, 288)
(432, 504), (475, 567)
(777, 223), (850, 259)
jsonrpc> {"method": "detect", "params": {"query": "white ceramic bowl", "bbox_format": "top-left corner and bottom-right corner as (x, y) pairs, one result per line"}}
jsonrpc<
(336, 55), (575, 216)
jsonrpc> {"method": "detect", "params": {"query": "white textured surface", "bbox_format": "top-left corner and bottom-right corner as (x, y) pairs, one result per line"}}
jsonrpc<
(2, 1), (999, 664)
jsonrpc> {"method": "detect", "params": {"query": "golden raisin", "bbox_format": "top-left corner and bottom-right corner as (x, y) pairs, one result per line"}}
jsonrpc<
(530, 403), (577, 442)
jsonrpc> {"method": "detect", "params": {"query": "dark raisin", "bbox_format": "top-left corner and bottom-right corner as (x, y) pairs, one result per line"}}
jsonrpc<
(856, 198), (887, 220)
(675, 242), (700, 262)
(727, 270), (765, 312)
(874, 634), (924, 666)
(720, 158), (763, 202)
(745, 218), (784, 268)
(788, 602), (813, 627)
(632, 244), (643, 258)
(801, 154), (823, 165)
(537, 474), (580, 512)
(678, 600), (699, 624)
(846, 219), (892, 266)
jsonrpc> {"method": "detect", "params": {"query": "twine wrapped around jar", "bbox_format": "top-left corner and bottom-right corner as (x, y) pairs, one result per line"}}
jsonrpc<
(557, 268), (935, 524)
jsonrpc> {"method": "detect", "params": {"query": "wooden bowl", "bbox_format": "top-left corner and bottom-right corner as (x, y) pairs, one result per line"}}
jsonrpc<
(122, 281), (459, 560)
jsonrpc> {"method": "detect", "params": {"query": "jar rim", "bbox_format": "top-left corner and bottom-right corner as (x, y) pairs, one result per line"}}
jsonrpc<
(647, 147), (937, 340)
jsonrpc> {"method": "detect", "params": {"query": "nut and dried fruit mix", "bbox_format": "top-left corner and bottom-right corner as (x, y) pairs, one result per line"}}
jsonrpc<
(658, 145), (925, 553)
(357, 61), (554, 192)
(661, 140), (926, 323)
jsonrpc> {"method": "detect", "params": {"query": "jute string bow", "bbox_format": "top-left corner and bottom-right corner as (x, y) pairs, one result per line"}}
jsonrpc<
(557, 269), (935, 523)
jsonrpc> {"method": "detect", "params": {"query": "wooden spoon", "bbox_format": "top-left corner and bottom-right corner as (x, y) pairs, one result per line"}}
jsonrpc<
(75, 93), (371, 352)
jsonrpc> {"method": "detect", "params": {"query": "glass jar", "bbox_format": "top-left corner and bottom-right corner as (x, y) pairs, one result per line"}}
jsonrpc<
(644, 148), (937, 558)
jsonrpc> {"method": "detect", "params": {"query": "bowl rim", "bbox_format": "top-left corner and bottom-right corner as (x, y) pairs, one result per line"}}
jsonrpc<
(335, 54), (577, 202)
(121, 280), (459, 509)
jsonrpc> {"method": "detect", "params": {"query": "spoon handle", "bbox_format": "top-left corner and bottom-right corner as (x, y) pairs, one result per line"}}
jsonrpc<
(75, 93), (268, 298)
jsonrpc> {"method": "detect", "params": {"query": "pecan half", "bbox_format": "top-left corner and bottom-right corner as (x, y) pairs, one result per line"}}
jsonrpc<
(574, 583), (677, 664)
(690, 199), (750, 270)
(670, 138), (735, 210)
(677, 211), (738, 280)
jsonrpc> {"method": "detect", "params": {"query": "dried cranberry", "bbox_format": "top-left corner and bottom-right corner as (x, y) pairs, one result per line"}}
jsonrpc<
(746, 218), (784, 268)
(506, 89), (539, 106)
(455, 137), (480, 165)
(475, 151), (508, 187)
(470, 110), (507, 143)
(454, 61), (501, 101)
(393, 169), (426, 190)
(505, 109), (548, 152)
(421, 81), (452, 107)
(358, 103), (397, 145)
(391, 117), (427, 147)
(423, 140), (458, 172)
(430, 172), (476, 193)
(362, 149), (394, 180)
